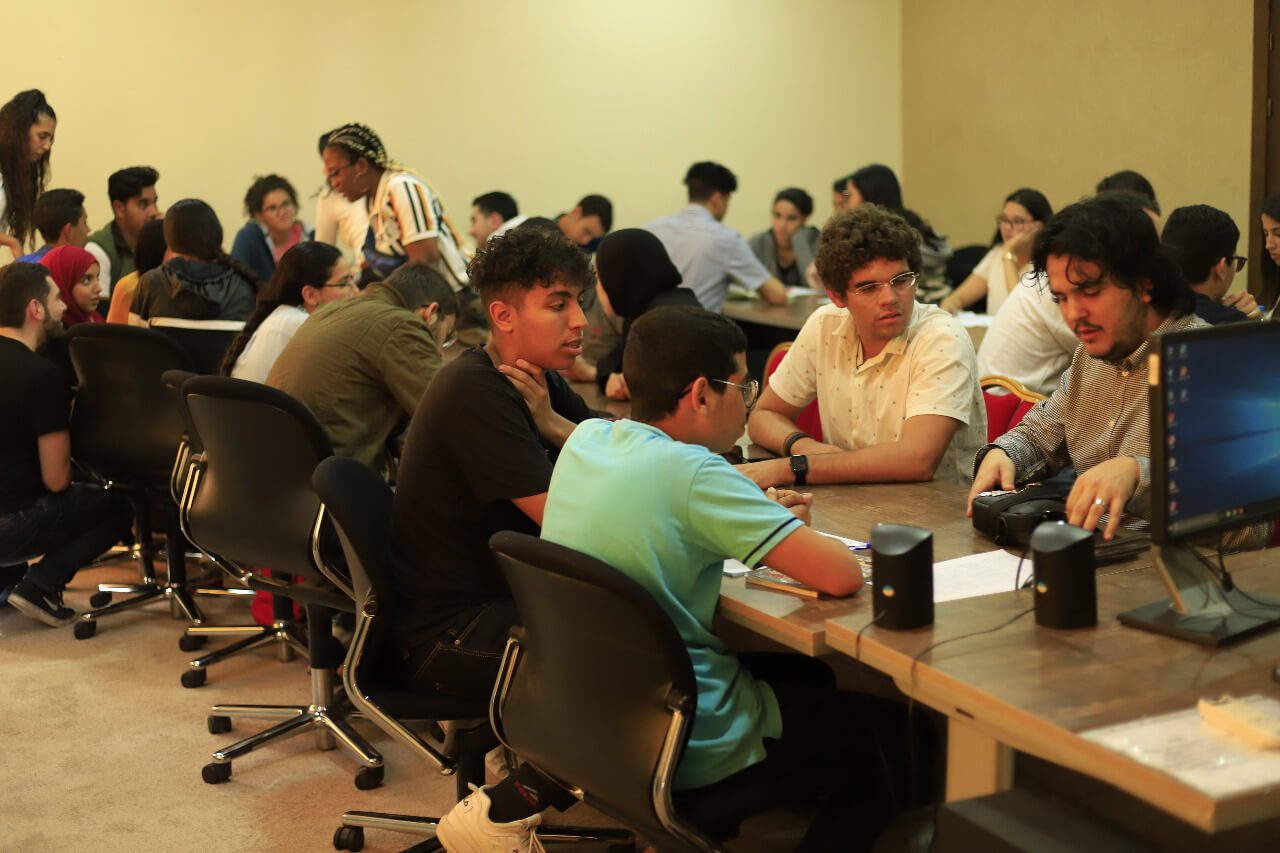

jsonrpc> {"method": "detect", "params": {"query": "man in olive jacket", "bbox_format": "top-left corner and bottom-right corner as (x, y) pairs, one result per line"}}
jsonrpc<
(267, 262), (457, 471)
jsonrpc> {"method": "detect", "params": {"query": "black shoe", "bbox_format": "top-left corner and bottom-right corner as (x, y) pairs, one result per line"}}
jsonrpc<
(8, 580), (77, 627)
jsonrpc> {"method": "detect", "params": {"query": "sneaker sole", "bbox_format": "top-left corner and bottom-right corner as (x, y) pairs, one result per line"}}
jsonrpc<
(8, 594), (77, 628)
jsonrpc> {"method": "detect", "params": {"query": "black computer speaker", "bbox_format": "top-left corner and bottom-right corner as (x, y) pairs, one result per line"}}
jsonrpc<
(871, 523), (934, 630)
(1030, 521), (1097, 629)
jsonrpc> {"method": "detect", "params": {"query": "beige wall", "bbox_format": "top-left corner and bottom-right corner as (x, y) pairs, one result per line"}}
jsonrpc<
(902, 0), (1255, 257)
(2, 0), (902, 261)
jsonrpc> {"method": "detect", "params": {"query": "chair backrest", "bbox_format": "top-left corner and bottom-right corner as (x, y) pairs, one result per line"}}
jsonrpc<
(489, 531), (714, 853)
(182, 375), (334, 583)
(981, 374), (1046, 442)
(66, 323), (193, 487)
(148, 320), (243, 375)
(311, 456), (395, 656)
(763, 342), (823, 441)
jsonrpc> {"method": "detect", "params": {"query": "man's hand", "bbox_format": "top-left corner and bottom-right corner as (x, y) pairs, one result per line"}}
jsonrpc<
(500, 358), (553, 427)
(967, 447), (1016, 517)
(1066, 456), (1139, 540)
(1222, 290), (1263, 319)
(0, 233), (20, 256)
(735, 457), (790, 489)
(766, 486), (813, 525)
(605, 371), (630, 401)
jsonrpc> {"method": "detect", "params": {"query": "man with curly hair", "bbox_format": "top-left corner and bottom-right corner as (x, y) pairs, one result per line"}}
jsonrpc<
(746, 205), (985, 487)
(386, 225), (597, 707)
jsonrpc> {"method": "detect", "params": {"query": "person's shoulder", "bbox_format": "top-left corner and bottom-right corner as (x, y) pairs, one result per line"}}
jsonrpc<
(387, 170), (431, 196)
(4, 341), (63, 385)
(908, 303), (968, 343)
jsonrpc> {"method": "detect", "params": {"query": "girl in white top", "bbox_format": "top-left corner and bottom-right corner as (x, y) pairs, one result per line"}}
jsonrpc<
(941, 188), (1052, 315)
(223, 242), (356, 382)
(0, 89), (57, 257)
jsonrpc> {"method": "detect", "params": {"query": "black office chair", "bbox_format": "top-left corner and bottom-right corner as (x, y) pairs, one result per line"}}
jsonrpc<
(65, 324), (205, 638)
(314, 456), (506, 850)
(147, 319), (242, 375)
(180, 376), (380, 787)
(162, 369), (300, 682)
(490, 531), (722, 853)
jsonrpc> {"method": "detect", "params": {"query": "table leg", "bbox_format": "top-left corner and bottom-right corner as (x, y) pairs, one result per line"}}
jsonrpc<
(945, 717), (1012, 802)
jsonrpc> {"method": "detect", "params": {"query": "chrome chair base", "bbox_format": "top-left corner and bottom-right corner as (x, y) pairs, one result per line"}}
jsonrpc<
(74, 581), (204, 639)
(203, 667), (383, 788)
(182, 620), (307, 686)
(331, 811), (635, 852)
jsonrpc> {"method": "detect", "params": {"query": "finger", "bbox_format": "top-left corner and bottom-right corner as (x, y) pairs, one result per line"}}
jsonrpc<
(513, 358), (545, 381)
(999, 460), (1015, 491)
(1104, 494), (1125, 540)
(1080, 496), (1108, 532)
(1065, 484), (1089, 527)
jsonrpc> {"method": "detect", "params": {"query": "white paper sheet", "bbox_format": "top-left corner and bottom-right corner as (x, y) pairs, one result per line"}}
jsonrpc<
(1082, 696), (1280, 799)
(931, 549), (1028, 603)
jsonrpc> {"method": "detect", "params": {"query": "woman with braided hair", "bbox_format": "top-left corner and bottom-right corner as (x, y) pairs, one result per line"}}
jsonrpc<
(0, 89), (57, 256)
(321, 124), (486, 336)
(128, 198), (259, 329)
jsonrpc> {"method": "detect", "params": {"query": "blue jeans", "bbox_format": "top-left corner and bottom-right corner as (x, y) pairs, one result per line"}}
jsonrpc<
(0, 484), (133, 595)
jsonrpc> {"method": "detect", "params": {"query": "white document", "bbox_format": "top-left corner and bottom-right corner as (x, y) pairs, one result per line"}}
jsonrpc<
(931, 549), (1026, 603)
(1082, 696), (1280, 799)
(723, 530), (868, 577)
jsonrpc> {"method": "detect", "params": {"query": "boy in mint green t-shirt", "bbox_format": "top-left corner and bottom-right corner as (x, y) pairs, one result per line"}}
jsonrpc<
(438, 305), (931, 853)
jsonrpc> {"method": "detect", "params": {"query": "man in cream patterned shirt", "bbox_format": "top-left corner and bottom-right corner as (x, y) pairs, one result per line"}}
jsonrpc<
(745, 205), (986, 489)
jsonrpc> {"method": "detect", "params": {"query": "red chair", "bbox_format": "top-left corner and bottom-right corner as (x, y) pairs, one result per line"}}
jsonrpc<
(764, 342), (822, 441)
(981, 375), (1046, 442)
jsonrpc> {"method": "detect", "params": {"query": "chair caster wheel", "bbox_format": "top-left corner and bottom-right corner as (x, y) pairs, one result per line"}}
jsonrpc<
(332, 825), (364, 851)
(73, 620), (97, 640)
(202, 762), (231, 784)
(354, 765), (384, 790)
(178, 634), (207, 652)
(181, 669), (208, 688)
(207, 715), (232, 734)
(89, 591), (112, 607)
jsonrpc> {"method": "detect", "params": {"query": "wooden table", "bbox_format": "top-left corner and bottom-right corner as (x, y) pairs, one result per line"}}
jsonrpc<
(712, 477), (1280, 832)
(721, 293), (828, 332)
(716, 480), (994, 656)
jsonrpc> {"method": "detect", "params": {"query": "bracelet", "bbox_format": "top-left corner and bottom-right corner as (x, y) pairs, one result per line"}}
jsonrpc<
(782, 430), (811, 456)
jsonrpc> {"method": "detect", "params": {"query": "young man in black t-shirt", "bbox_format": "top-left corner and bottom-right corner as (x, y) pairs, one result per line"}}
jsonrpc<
(0, 263), (132, 626)
(388, 226), (594, 702)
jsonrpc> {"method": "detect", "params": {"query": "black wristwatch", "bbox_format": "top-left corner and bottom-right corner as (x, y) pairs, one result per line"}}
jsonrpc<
(789, 454), (809, 487)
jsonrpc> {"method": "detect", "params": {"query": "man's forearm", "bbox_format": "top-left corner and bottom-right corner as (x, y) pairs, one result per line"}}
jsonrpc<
(750, 441), (942, 488)
(747, 409), (801, 454)
(541, 413), (578, 449)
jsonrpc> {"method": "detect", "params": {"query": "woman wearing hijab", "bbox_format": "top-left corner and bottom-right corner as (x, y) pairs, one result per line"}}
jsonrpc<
(40, 245), (103, 326)
(593, 228), (700, 401)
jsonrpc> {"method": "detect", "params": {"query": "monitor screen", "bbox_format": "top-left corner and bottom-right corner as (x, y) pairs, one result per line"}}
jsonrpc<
(1151, 321), (1280, 544)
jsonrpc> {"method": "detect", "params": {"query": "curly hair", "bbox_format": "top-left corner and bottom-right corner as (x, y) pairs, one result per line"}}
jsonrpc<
(243, 174), (298, 217)
(1031, 194), (1193, 317)
(0, 89), (56, 248)
(815, 206), (922, 294)
(469, 223), (592, 305)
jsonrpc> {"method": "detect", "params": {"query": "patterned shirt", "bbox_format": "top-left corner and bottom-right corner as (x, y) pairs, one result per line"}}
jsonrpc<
(365, 169), (470, 290)
(990, 312), (1271, 547)
(768, 301), (987, 484)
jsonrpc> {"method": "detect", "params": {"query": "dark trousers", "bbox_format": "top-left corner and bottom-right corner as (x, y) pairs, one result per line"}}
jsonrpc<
(676, 653), (936, 851)
(395, 600), (517, 699)
(0, 484), (133, 594)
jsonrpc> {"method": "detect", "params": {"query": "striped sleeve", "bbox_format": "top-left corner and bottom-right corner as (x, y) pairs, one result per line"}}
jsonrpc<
(389, 175), (440, 244)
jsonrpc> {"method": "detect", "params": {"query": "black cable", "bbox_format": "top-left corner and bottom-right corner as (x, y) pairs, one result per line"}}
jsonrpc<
(1213, 536), (1280, 613)
(1013, 545), (1031, 590)
(907, 607), (1037, 690)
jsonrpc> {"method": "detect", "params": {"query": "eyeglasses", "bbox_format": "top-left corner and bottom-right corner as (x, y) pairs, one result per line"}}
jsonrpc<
(321, 275), (356, 289)
(849, 271), (918, 299)
(712, 377), (760, 408)
(996, 215), (1032, 229)
(439, 329), (458, 350)
(1228, 255), (1247, 272)
(262, 199), (296, 215)
(325, 162), (356, 183)
(679, 377), (760, 409)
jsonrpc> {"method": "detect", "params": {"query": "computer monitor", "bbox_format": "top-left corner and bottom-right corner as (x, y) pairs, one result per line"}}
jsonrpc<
(1118, 320), (1280, 646)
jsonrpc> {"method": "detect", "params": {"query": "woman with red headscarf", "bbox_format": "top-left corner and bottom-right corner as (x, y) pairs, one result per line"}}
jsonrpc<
(39, 244), (103, 325)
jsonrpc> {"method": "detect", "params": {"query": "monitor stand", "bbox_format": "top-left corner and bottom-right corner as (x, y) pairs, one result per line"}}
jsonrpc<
(1117, 544), (1280, 647)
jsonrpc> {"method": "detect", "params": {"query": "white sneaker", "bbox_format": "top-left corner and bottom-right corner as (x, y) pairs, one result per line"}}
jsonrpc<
(437, 784), (546, 853)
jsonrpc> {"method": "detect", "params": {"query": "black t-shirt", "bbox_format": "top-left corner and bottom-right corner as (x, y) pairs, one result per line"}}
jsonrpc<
(1193, 292), (1249, 326)
(389, 347), (592, 640)
(0, 337), (72, 514)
